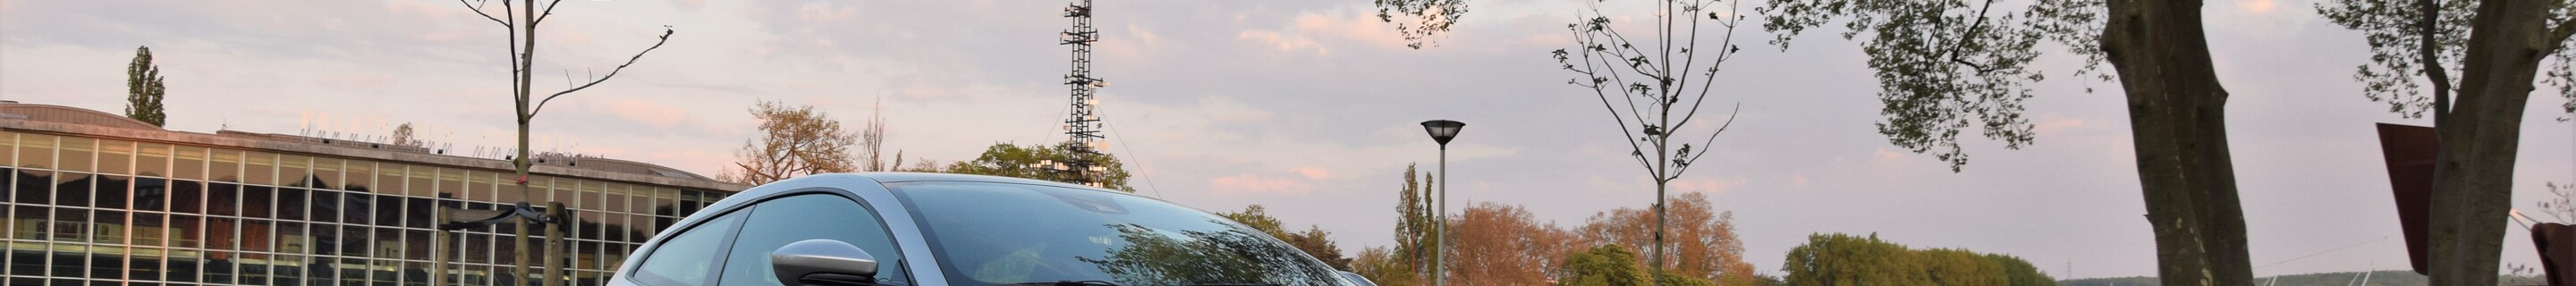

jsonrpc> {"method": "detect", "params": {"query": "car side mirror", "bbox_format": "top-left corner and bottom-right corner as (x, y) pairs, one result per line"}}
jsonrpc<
(771, 240), (879, 286)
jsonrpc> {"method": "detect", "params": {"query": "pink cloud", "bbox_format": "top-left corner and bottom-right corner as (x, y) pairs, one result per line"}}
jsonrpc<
(1293, 167), (1332, 180)
(794, 2), (860, 23)
(1210, 173), (1315, 196)
(601, 99), (691, 128)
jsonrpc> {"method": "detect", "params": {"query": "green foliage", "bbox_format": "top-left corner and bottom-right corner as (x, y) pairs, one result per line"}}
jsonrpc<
(1563, 244), (1725, 286)
(1657, 272), (1721, 286)
(1374, 0), (1468, 49)
(2317, 0), (2576, 118)
(1779, 232), (2052, 286)
(124, 46), (168, 127)
(1351, 247), (1421, 286)
(941, 141), (1136, 192)
(2314, 0), (2475, 118)
(1755, 0), (2105, 172)
(1562, 245), (1652, 286)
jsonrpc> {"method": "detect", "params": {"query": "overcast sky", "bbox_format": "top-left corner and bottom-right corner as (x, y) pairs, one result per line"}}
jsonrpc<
(6, 0), (2575, 279)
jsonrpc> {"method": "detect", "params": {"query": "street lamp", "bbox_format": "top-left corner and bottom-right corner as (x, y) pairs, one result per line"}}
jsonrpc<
(1419, 119), (1462, 286)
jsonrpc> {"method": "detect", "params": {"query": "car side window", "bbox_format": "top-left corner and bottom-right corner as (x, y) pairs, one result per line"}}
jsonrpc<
(718, 193), (911, 286)
(633, 209), (748, 286)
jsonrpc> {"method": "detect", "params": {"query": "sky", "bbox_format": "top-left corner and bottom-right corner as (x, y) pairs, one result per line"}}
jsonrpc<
(4, 0), (2574, 280)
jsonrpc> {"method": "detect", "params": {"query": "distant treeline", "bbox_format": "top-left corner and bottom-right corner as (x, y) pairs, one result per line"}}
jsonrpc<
(2055, 271), (2519, 286)
(1779, 232), (2054, 286)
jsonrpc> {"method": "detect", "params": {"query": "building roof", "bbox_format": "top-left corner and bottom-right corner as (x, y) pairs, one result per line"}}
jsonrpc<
(0, 101), (743, 191)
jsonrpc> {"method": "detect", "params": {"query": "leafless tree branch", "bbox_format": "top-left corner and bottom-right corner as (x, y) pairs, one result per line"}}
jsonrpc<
(530, 27), (675, 118)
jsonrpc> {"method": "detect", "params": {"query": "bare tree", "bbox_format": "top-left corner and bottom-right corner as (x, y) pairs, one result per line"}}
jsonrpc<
(450, 1), (674, 285)
(860, 97), (889, 172)
(719, 100), (861, 185)
(390, 122), (426, 147)
(1549, 0), (1747, 284)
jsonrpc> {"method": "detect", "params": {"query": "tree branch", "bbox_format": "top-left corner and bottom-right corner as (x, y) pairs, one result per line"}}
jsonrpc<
(2553, 17), (2576, 51)
(530, 27), (676, 118)
(455, 0), (510, 27)
(2420, 0), (2455, 121)
(1569, 24), (1660, 174)
(1670, 104), (1741, 177)
(532, 0), (564, 25)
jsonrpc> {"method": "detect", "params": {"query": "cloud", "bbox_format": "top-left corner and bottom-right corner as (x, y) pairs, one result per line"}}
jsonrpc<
(1210, 173), (1316, 196)
(2036, 114), (2087, 134)
(600, 99), (693, 128)
(1875, 147), (1908, 160)
(2237, 0), (2277, 14)
(1239, 29), (1326, 55)
(1294, 166), (1333, 180)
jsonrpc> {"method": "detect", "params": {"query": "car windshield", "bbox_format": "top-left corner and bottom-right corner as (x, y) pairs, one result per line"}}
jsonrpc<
(887, 181), (1347, 286)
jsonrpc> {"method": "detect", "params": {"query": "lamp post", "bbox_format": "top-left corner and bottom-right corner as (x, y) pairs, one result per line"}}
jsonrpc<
(1419, 120), (1462, 286)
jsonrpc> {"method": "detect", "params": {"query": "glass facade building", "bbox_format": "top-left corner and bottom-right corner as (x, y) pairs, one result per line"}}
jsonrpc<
(2, 105), (743, 286)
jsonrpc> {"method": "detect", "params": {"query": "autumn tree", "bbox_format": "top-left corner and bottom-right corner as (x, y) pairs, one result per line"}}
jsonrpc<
(391, 122), (426, 147)
(125, 46), (167, 127)
(1577, 192), (1758, 285)
(1445, 202), (1580, 285)
(718, 101), (860, 185)
(2316, 0), (2576, 282)
(450, 0), (676, 283)
(1549, 1), (1750, 283)
(940, 142), (1136, 191)
(1217, 205), (1355, 271)
(1758, 0), (2263, 283)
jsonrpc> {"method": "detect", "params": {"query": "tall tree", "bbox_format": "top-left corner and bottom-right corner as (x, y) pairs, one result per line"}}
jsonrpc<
(718, 101), (861, 185)
(1758, 0), (2258, 283)
(1549, 1), (1749, 283)
(1394, 164), (1438, 277)
(1375, 0), (1470, 49)
(450, 1), (674, 285)
(125, 46), (167, 127)
(2318, 0), (2576, 283)
(941, 142), (1137, 191)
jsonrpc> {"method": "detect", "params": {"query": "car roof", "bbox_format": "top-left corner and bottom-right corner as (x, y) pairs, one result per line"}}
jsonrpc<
(739, 172), (1147, 200)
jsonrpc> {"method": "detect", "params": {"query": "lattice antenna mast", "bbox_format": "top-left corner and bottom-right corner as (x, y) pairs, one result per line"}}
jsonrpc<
(1051, 0), (1110, 187)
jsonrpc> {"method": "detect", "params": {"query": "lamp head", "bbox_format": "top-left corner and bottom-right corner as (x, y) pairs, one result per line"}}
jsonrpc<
(1419, 120), (1465, 146)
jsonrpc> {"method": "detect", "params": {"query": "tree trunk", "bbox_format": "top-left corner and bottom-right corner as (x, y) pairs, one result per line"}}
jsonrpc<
(2428, 0), (2551, 284)
(2099, 1), (2255, 285)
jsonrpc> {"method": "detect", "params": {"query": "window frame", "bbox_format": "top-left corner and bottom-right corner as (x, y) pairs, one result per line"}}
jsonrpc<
(629, 207), (749, 286)
(715, 189), (913, 286)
